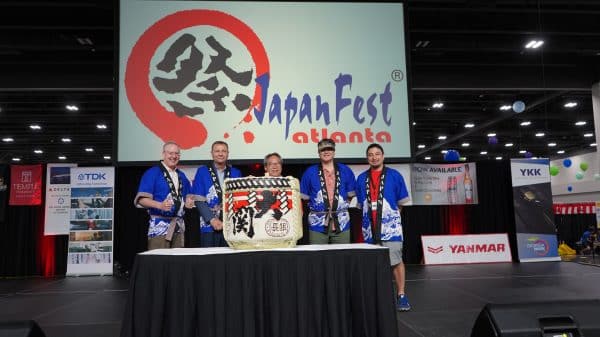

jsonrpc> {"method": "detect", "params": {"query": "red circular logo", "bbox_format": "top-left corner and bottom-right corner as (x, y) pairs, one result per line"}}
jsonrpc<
(125, 10), (270, 149)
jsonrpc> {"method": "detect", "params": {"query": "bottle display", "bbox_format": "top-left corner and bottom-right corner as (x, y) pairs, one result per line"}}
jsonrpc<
(464, 164), (473, 204)
(447, 176), (458, 204)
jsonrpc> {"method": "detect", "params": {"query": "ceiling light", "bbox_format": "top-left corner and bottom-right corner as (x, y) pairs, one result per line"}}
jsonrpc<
(85, 148), (94, 152)
(76, 37), (93, 45)
(441, 150), (448, 154)
(96, 124), (107, 129)
(12, 158), (20, 162)
(525, 40), (544, 49)
(591, 143), (597, 147)
(438, 135), (447, 140)
(487, 133), (496, 137)
(495, 156), (503, 160)
(33, 149), (43, 154)
(464, 123), (475, 128)
(61, 138), (71, 143)
(415, 40), (430, 48)
(58, 155), (67, 160)
(412, 122), (416, 126)
(432, 102), (444, 109)
(424, 156), (431, 160)
(480, 151), (488, 155)
(557, 150), (565, 154)
(519, 150), (526, 154)
(29, 124), (41, 130)
(548, 142), (556, 147)
(564, 102), (578, 108)
(535, 132), (545, 137)
(520, 121), (531, 126)
(65, 105), (79, 111)
(584, 133), (594, 137)
(103, 155), (111, 160)
(461, 143), (470, 147)
(417, 144), (425, 149)
(575, 121), (587, 126)
(2, 137), (14, 142)
(499, 105), (511, 111)
(505, 143), (513, 147)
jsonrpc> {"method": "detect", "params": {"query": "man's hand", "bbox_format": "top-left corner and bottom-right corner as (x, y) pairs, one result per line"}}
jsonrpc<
(210, 218), (223, 230)
(160, 197), (174, 211)
(184, 195), (195, 209)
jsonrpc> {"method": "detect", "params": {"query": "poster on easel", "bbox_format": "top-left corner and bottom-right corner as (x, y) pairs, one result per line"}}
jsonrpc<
(66, 167), (114, 276)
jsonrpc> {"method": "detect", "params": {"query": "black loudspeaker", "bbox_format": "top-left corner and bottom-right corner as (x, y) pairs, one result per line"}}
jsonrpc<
(0, 320), (46, 337)
(471, 300), (600, 337)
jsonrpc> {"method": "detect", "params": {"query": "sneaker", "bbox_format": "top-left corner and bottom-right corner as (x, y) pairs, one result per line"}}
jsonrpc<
(396, 294), (411, 311)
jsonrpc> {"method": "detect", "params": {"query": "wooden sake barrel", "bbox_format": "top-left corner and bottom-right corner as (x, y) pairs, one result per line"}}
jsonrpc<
(223, 176), (303, 249)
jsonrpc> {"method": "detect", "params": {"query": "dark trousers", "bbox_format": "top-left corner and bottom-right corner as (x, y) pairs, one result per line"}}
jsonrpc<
(200, 230), (228, 247)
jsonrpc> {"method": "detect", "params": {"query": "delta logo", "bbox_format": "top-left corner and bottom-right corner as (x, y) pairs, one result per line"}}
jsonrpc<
(125, 9), (394, 149)
(526, 236), (550, 256)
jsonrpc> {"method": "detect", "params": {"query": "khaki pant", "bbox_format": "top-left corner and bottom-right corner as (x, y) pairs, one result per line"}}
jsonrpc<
(147, 232), (184, 250)
(309, 229), (350, 244)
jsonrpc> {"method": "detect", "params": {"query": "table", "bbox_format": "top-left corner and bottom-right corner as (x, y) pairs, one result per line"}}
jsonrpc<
(120, 244), (398, 337)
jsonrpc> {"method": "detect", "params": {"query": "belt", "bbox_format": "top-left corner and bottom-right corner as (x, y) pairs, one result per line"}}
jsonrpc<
(151, 215), (184, 241)
(312, 210), (343, 234)
(150, 215), (182, 220)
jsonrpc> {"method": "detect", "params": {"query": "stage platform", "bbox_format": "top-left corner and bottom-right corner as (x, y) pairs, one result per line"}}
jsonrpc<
(1, 261), (599, 337)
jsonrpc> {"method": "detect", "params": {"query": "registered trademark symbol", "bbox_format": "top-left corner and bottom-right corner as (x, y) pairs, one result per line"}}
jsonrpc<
(391, 70), (404, 82)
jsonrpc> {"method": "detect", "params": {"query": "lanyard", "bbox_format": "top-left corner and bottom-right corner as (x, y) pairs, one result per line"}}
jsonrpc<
(318, 163), (341, 233)
(365, 167), (387, 243)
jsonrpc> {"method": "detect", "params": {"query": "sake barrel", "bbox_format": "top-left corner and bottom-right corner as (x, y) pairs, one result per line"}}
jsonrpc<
(223, 176), (303, 249)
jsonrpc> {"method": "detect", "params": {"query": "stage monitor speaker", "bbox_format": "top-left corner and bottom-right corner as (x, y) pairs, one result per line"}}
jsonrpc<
(471, 300), (600, 337)
(0, 320), (46, 337)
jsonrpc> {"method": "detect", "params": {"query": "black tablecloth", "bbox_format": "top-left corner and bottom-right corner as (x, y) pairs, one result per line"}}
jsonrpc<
(120, 245), (398, 337)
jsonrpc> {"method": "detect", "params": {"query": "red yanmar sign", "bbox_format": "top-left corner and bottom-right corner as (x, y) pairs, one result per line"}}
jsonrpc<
(421, 233), (512, 265)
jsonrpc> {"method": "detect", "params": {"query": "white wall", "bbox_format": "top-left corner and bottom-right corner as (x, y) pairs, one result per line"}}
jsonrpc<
(551, 151), (600, 202)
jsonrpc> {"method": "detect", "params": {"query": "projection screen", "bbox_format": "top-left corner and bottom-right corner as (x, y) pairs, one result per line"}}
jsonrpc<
(118, 1), (410, 162)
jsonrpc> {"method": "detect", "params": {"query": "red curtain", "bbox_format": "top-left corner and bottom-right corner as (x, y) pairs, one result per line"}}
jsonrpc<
(441, 205), (468, 234)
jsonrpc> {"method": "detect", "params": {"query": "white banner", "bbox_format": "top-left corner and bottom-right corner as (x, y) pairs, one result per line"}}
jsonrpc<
(511, 158), (551, 187)
(411, 162), (478, 205)
(421, 234), (512, 265)
(67, 167), (115, 276)
(118, 1), (410, 161)
(44, 163), (77, 235)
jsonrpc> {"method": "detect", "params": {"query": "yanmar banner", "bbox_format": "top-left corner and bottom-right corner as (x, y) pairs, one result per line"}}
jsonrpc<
(118, 1), (410, 162)
(422, 234), (512, 265)
(9, 164), (42, 206)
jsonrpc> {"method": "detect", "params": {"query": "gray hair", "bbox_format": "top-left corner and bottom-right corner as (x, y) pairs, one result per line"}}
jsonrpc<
(162, 141), (180, 151)
(264, 152), (283, 166)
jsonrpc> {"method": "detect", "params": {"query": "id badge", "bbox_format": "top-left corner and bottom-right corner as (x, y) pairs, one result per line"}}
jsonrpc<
(371, 201), (377, 211)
